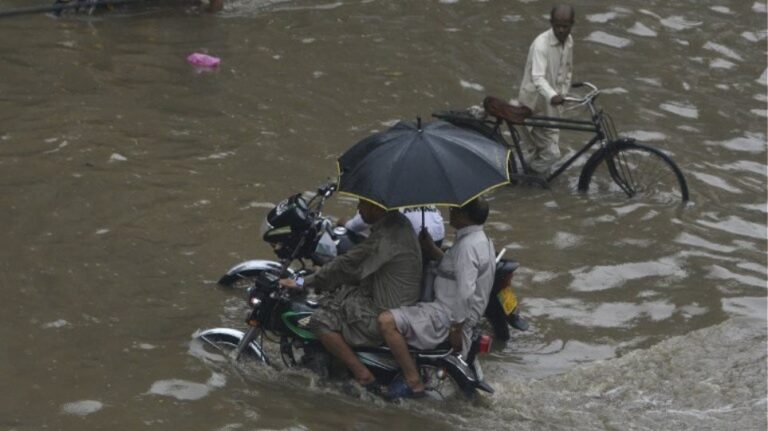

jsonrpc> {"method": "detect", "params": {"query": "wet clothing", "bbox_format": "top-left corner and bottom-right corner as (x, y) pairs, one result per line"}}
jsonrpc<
(518, 28), (573, 174)
(307, 211), (422, 347)
(391, 225), (495, 356)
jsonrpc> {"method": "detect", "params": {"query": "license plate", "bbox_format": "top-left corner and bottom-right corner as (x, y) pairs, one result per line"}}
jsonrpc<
(497, 286), (518, 315)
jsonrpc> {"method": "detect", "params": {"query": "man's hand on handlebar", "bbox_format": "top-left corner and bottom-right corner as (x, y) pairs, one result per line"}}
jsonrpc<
(550, 94), (565, 106)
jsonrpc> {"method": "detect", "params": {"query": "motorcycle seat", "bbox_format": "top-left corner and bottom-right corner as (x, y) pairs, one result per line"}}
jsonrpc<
(411, 341), (453, 356)
(354, 341), (453, 356)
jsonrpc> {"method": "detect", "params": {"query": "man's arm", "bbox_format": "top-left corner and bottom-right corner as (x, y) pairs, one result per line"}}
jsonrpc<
(530, 38), (560, 105)
(301, 234), (377, 292)
(419, 228), (444, 261)
(451, 245), (481, 324)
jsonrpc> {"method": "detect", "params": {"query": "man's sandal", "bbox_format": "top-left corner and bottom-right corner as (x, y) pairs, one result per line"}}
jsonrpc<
(385, 377), (426, 400)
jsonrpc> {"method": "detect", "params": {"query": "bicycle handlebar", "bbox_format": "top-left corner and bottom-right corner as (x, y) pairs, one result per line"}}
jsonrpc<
(563, 82), (600, 110)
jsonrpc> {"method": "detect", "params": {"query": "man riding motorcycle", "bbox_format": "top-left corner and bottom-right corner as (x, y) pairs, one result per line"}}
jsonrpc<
(278, 199), (422, 390)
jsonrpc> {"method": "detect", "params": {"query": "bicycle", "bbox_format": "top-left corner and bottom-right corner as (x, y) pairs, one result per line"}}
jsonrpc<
(433, 82), (690, 203)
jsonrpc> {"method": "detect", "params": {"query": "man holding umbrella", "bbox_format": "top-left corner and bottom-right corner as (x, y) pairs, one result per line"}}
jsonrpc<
(378, 197), (495, 399)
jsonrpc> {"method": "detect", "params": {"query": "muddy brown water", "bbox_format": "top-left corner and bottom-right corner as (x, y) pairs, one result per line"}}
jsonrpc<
(0, 1), (766, 430)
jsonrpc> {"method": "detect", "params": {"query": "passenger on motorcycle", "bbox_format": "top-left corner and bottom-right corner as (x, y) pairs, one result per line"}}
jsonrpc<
(378, 197), (495, 399)
(339, 205), (445, 247)
(279, 199), (422, 389)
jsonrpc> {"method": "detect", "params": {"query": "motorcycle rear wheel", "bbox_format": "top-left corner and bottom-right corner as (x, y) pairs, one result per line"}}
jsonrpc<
(395, 364), (462, 400)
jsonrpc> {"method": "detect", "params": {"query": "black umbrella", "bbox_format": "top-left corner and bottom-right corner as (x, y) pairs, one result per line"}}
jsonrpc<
(337, 119), (510, 210)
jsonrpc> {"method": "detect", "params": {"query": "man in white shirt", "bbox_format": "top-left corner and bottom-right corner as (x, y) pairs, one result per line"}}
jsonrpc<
(377, 197), (495, 399)
(518, 5), (575, 175)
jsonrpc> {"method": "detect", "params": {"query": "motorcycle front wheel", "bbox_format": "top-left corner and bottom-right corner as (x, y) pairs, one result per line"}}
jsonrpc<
(194, 328), (270, 365)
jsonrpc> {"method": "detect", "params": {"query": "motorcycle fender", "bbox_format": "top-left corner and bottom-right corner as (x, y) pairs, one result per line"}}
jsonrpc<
(218, 259), (293, 286)
(195, 327), (269, 364)
(436, 355), (494, 395)
(440, 354), (477, 384)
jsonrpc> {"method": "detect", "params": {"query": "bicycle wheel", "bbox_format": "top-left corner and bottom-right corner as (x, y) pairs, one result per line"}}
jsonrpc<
(578, 139), (689, 203)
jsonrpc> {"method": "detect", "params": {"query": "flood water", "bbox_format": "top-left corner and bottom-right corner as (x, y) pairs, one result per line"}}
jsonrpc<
(0, 1), (766, 430)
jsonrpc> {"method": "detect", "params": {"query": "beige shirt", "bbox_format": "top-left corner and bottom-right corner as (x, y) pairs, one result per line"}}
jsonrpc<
(306, 211), (422, 313)
(518, 28), (573, 115)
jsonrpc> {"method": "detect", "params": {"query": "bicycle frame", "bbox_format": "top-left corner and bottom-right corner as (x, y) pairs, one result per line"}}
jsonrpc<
(505, 110), (605, 184)
(431, 109), (605, 184)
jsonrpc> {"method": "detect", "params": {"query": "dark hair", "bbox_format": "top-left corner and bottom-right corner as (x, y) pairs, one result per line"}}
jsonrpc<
(550, 4), (575, 21)
(460, 196), (490, 225)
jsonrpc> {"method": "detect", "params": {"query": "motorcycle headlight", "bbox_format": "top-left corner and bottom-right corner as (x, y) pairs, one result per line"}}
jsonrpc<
(249, 297), (262, 307)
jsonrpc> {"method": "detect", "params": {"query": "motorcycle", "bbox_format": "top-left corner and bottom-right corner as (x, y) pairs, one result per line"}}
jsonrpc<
(196, 183), (528, 399)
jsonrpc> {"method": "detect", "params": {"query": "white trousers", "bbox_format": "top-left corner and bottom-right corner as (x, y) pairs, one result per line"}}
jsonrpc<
(522, 125), (561, 175)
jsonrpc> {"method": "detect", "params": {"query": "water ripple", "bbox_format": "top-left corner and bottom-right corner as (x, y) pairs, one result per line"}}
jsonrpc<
(524, 297), (677, 328)
(659, 101), (699, 119)
(627, 22), (657, 37)
(569, 257), (686, 292)
(703, 41), (744, 61)
(704, 132), (767, 153)
(709, 265), (766, 289)
(674, 232), (737, 253)
(697, 216), (766, 240)
(585, 31), (632, 49)
(659, 15), (703, 31)
(690, 171), (742, 193)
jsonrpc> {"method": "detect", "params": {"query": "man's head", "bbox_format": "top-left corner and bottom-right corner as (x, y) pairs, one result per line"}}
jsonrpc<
(357, 199), (387, 224)
(449, 196), (490, 229)
(550, 4), (575, 45)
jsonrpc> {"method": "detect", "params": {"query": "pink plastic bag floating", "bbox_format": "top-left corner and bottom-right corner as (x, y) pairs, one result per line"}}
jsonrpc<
(187, 52), (220, 68)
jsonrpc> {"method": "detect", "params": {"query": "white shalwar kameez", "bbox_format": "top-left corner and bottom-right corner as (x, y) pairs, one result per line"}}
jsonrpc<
(518, 28), (573, 174)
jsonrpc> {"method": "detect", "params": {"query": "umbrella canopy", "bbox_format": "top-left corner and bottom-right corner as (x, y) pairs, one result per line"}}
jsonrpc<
(337, 119), (510, 209)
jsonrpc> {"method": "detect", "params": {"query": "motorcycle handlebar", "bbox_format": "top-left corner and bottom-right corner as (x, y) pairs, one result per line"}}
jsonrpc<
(317, 182), (338, 197)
